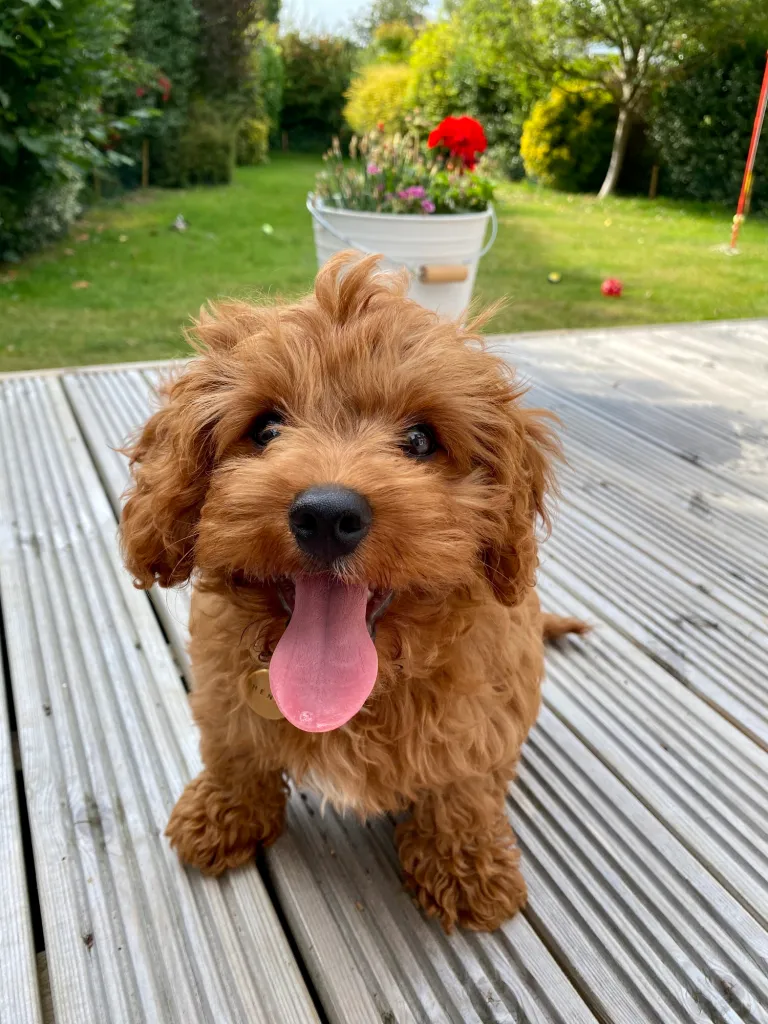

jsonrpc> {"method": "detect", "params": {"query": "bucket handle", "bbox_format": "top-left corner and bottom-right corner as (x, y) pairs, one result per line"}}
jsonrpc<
(306, 194), (498, 272)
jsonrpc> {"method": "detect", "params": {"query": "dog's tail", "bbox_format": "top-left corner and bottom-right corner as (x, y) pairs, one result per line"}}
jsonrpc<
(542, 613), (591, 641)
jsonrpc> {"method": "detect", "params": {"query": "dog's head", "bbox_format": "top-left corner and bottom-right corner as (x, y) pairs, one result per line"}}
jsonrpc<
(121, 253), (558, 731)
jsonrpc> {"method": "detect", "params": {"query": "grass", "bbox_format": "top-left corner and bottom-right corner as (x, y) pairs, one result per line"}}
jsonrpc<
(2, 152), (768, 371)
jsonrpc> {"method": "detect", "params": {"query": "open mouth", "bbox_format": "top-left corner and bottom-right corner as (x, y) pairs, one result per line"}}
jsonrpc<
(277, 577), (394, 637)
(269, 575), (394, 734)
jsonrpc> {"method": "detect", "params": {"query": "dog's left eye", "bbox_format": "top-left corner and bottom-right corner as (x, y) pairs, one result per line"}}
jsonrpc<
(249, 411), (283, 448)
(402, 424), (436, 458)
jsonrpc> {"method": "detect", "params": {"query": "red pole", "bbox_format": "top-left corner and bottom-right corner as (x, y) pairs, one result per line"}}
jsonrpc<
(730, 50), (768, 250)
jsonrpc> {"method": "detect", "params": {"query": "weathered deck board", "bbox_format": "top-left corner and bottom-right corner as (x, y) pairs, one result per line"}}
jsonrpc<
(0, 377), (319, 1024)
(493, 324), (768, 500)
(0, 640), (42, 1024)
(57, 316), (768, 1023)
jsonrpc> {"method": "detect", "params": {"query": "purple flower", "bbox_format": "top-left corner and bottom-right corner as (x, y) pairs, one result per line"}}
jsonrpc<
(366, 162), (381, 175)
(397, 189), (410, 200)
(421, 199), (436, 214)
(408, 185), (426, 199)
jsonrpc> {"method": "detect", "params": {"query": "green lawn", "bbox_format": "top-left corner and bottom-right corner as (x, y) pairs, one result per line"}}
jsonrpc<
(2, 153), (767, 371)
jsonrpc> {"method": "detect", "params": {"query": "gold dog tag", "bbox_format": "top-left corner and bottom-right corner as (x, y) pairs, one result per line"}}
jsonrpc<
(244, 668), (284, 720)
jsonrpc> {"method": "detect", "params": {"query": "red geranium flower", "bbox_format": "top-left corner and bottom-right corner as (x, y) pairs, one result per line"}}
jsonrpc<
(428, 115), (487, 170)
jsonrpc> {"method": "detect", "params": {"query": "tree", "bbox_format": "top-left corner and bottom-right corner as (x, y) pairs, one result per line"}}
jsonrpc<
(130, 0), (198, 124)
(354, 0), (427, 44)
(194, 0), (264, 103)
(460, 0), (768, 197)
(280, 33), (356, 150)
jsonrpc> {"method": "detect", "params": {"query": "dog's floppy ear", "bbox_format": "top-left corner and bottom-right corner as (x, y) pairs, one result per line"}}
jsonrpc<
(483, 406), (559, 607)
(120, 368), (216, 589)
(121, 299), (275, 588)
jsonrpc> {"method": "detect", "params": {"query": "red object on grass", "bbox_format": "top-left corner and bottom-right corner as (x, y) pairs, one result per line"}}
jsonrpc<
(428, 116), (487, 170)
(601, 278), (623, 297)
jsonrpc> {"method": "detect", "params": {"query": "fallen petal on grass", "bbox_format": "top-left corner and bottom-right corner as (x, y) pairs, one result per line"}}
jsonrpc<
(72, 280), (91, 290)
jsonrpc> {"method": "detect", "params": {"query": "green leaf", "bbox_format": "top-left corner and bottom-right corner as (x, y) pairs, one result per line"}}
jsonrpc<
(0, 29), (15, 47)
(0, 89), (9, 109)
(17, 22), (44, 48)
(17, 131), (49, 155)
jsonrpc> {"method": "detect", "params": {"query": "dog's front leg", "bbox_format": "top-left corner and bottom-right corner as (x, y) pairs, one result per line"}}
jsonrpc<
(166, 762), (287, 876)
(396, 773), (526, 933)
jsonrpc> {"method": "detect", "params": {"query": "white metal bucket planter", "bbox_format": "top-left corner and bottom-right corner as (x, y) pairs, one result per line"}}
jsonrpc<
(307, 195), (497, 320)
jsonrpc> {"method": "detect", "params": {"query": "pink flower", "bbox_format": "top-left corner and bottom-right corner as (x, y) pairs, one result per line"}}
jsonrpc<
(408, 185), (426, 199)
(397, 189), (410, 200)
(366, 162), (381, 175)
(421, 199), (435, 214)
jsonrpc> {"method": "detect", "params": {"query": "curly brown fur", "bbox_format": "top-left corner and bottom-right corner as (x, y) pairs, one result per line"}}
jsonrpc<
(121, 252), (570, 932)
(542, 614), (591, 641)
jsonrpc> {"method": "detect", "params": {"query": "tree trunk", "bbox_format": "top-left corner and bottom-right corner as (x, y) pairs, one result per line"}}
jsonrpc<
(598, 104), (633, 199)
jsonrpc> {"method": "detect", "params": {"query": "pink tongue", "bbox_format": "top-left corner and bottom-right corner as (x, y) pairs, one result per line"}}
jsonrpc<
(270, 576), (378, 733)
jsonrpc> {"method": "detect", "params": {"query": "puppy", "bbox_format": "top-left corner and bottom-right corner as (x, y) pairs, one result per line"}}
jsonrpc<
(120, 252), (585, 933)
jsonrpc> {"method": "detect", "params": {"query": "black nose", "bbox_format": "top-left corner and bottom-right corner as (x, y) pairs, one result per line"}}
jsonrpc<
(289, 486), (372, 563)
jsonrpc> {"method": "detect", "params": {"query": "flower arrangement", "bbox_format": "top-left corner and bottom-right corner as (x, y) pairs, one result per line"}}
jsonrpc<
(314, 116), (494, 216)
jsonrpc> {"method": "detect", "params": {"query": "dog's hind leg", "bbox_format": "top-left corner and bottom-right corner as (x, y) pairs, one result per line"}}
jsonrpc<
(541, 613), (591, 641)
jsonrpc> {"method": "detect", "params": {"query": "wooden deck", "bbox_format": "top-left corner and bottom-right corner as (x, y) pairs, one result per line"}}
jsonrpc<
(1, 318), (767, 1024)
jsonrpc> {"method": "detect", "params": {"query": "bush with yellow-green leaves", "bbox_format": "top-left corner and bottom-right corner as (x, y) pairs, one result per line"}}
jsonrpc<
(521, 83), (616, 192)
(343, 63), (413, 135)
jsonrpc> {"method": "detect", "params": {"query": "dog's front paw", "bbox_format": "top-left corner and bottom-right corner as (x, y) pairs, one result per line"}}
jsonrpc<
(396, 817), (527, 933)
(166, 770), (286, 875)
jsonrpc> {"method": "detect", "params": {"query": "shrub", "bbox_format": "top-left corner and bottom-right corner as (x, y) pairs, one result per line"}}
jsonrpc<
(408, 16), (527, 180)
(129, 0), (198, 113)
(369, 21), (416, 64)
(344, 64), (412, 134)
(280, 33), (356, 150)
(237, 117), (270, 165)
(126, 0), (199, 183)
(0, 0), (138, 259)
(521, 84), (616, 191)
(649, 40), (768, 210)
(408, 19), (463, 122)
(253, 23), (283, 140)
(165, 102), (237, 186)
(0, 174), (82, 262)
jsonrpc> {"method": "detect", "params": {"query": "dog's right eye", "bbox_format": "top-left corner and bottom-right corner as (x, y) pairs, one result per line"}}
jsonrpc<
(249, 411), (283, 448)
